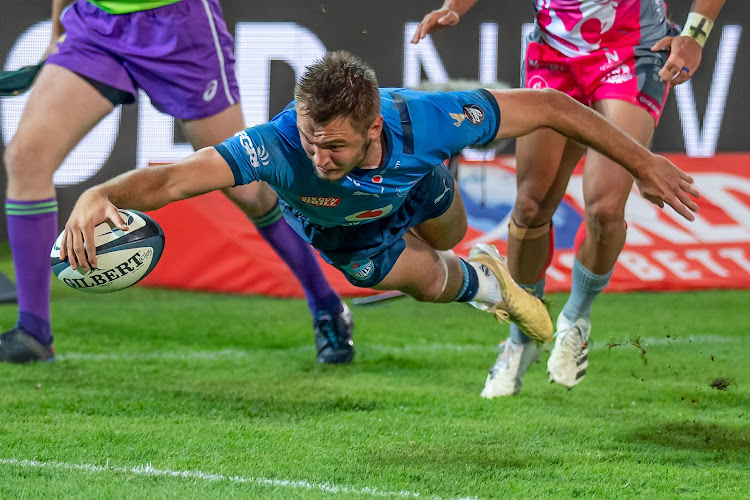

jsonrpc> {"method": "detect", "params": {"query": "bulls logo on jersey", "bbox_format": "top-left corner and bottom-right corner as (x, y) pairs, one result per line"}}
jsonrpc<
(343, 259), (374, 280)
(463, 104), (485, 125)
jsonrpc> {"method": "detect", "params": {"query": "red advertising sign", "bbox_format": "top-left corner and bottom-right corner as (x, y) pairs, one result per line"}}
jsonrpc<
(142, 154), (750, 296)
(456, 153), (750, 292)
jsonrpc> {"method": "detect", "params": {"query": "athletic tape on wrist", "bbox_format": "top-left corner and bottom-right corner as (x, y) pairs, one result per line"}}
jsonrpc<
(681, 12), (713, 48)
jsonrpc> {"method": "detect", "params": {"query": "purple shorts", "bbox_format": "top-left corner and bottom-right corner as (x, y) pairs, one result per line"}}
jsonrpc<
(47, 0), (240, 120)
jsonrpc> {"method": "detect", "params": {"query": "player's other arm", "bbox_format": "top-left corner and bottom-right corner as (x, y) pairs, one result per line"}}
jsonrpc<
(60, 147), (236, 270)
(486, 88), (700, 221)
(411, 0), (479, 43)
(651, 0), (725, 84)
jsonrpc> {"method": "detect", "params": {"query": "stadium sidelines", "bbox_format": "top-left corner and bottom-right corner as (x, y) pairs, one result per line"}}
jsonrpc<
(55, 334), (743, 362)
(0, 458), (479, 500)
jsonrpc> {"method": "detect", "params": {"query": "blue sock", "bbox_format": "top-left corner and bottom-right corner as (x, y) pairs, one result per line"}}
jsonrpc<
(562, 258), (613, 321)
(509, 278), (546, 344)
(454, 259), (479, 302)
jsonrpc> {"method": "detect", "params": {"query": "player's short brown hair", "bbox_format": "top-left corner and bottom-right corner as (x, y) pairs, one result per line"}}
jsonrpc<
(295, 51), (380, 134)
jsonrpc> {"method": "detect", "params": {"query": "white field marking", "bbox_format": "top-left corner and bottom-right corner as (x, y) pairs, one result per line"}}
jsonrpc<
(55, 335), (742, 362)
(0, 458), (479, 500)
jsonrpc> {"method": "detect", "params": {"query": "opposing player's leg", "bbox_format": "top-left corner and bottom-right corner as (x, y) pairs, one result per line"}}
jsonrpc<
(179, 106), (352, 363)
(130, 0), (354, 363)
(480, 129), (584, 397)
(509, 130), (585, 285)
(548, 99), (656, 387)
(1, 64), (116, 363)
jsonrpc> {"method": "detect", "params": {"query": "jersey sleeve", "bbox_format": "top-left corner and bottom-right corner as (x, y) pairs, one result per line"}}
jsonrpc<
(397, 88), (501, 160)
(213, 122), (281, 186)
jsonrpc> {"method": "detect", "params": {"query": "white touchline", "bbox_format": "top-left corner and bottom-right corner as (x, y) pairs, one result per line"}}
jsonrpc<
(0, 458), (480, 500)
(55, 335), (743, 362)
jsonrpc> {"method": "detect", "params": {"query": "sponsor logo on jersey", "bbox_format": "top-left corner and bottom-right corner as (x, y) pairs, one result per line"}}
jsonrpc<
(528, 59), (567, 73)
(343, 259), (374, 280)
(602, 63), (633, 85)
(298, 196), (341, 207)
(463, 104), (485, 125)
(235, 131), (270, 168)
(605, 51), (620, 64)
(203, 79), (218, 102)
(449, 113), (466, 127)
(527, 75), (548, 89)
(602, 73), (633, 84)
(344, 204), (393, 222)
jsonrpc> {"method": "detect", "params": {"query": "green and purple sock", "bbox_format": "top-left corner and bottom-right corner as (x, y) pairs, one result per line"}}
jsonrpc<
(252, 202), (342, 316)
(6, 198), (58, 345)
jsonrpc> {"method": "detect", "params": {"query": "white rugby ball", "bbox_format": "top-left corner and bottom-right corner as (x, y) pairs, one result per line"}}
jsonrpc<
(50, 209), (165, 294)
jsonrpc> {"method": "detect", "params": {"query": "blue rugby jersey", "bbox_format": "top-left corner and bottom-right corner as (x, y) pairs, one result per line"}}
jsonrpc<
(214, 88), (500, 228)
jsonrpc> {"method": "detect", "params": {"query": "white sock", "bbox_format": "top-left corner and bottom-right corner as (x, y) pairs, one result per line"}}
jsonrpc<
(468, 261), (503, 306)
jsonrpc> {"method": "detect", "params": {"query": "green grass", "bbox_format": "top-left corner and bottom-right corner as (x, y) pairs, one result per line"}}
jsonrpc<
(0, 249), (748, 499)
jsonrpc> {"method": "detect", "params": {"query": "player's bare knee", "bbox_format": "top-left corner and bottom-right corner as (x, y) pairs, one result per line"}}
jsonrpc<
(411, 260), (448, 303)
(511, 196), (551, 228)
(584, 203), (625, 237)
(3, 140), (26, 180)
(3, 140), (53, 186)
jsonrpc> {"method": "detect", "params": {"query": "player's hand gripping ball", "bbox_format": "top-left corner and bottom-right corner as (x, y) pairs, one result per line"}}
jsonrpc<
(50, 209), (165, 294)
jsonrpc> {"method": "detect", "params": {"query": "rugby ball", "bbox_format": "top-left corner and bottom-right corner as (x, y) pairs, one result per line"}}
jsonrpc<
(50, 209), (165, 294)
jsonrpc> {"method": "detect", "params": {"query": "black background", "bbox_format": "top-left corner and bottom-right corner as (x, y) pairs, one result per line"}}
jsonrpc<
(0, 0), (747, 237)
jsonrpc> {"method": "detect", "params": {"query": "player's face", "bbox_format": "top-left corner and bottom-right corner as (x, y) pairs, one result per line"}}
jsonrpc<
(297, 112), (382, 183)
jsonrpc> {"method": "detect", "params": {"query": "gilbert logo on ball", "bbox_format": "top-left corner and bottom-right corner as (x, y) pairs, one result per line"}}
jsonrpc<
(50, 209), (165, 294)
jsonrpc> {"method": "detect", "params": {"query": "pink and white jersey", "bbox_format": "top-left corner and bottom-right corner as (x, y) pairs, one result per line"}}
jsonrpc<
(532, 0), (671, 57)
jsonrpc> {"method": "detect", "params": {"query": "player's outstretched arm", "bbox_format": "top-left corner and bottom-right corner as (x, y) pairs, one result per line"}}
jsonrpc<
(651, 0), (725, 84)
(60, 147), (236, 271)
(410, 0), (479, 44)
(487, 88), (700, 221)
